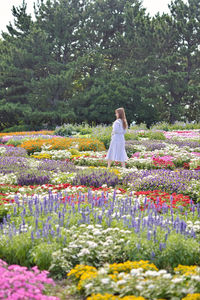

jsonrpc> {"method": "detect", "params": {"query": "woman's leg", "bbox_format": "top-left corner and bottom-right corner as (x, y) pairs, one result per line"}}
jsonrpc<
(107, 160), (112, 168)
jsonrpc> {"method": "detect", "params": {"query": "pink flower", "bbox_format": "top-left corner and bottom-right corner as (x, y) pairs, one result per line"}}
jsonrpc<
(0, 261), (59, 300)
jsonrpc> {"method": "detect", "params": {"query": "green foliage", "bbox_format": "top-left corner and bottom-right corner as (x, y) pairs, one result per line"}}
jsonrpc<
(90, 125), (112, 149)
(0, 234), (33, 267)
(69, 148), (80, 155)
(158, 234), (200, 269)
(0, 100), (32, 131)
(126, 232), (200, 271)
(5, 138), (25, 147)
(54, 124), (78, 137)
(30, 242), (60, 270)
(78, 127), (93, 135)
(151, 121), (200, 130)
(0, 206), (8, 223)
(125, 131), (140, 141)
(1, 125), (31, 133)
(0, 0), (200, 128)
(147, 131), (166, 140)
(130, 123), (147, 130)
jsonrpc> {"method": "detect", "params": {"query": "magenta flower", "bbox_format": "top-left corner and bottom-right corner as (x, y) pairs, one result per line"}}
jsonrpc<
(0, 259), (59, 300)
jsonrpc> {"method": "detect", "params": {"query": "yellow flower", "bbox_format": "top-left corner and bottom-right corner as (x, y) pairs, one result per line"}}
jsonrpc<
(122, 297), (146, 300)
(68, 264), (97, 280)
(78, 271), (98, 290)
(182, 294), (200, 300)
(86, 294), (118, 300)
(31, 153), (52, 159)
(174, 265), (200, 276)
(109, 168), (120, 176)
(108, 274), (118, 282)
(108, 260), (158, 274)
(86, 295), (146, 300)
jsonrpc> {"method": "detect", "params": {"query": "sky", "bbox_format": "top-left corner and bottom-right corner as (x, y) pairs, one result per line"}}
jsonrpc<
(0, 0), (187, 34)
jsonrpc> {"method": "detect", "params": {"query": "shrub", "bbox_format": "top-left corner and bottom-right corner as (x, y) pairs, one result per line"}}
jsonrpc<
(1, 124), (31, 133)
(125, 131), (140, 140)
(147, 130), (166, 140)
(90, 126), (112, 148)
(97, 135), (111, 149)
(5, 138), (26, 147)
(126, 233), (200, 271)
(79, 127), (93, 135)
(69, 148), (80, 155)
(30, 242), (60, 270)
(151, 121), (200, 130)
(130, 122), (147, 130)
(54, 123), (78, 137)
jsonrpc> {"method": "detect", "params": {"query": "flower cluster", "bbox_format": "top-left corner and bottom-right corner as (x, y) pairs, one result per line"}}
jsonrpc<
(164, 130), (200, 141)
(123, 169), (200, 196)
(68, 261), (200, 299)
(87, 294), (146, 300)
(0, 259), (58, 299)
(19, 137), (105, 154)
(134, 190), (192, 210)
(152, 156), (175, 169)
(72, 169), (120, 187)
(49, 225), (131, 276)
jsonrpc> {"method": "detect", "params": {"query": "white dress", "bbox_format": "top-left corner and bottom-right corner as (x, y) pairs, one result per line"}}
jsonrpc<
(106, 119), (128, 162)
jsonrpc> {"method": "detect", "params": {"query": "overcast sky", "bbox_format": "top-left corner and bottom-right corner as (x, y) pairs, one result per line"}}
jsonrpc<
(0, 0), (187, 34)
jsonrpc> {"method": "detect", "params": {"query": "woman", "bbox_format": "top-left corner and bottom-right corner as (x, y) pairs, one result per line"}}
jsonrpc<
(106, 107), (128, 168)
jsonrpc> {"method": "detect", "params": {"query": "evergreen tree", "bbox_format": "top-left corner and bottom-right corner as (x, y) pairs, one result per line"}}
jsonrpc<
(0, 0), (199, 130)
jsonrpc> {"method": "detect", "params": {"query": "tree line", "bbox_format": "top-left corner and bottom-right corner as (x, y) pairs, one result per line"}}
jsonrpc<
(0, 0), (199, 131)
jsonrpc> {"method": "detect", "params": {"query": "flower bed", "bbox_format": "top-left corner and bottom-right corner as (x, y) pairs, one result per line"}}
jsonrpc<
(68, 261), (200, 299)
(19, 137), (105, 154)
(0, 128), (200, 299)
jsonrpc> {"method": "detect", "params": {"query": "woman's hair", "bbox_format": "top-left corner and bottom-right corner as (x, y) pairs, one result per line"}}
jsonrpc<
(115, 107), (128, 130)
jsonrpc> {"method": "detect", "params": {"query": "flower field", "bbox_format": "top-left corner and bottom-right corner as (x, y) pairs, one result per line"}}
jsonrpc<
(0, 126), (200, 299)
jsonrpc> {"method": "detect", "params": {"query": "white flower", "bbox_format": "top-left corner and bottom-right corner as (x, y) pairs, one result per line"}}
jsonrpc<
(92, 230), (101, 235)
(187, 221), (192, 225)
(101, 278), (110, 284)
(87, 225), (94, 229)
(158, 270), (167, 275)
(98, 268), (107, 275)
(130, 268), (143, 276)
(148, 284), (157, 290)
(191, 276), (200, 282)
(193, 225), (200, 232)
(145, 270), (159, 277)
(162, 273), (172, 279)
(87, 241), (98, 248)
(84, 283), (93, 290)
(68, 243), (78, 248)
(136, 285), (143, 291)
(172, 277), (183, 283)
(77, 248), (90, 256)
(117, 280), (127, 286)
